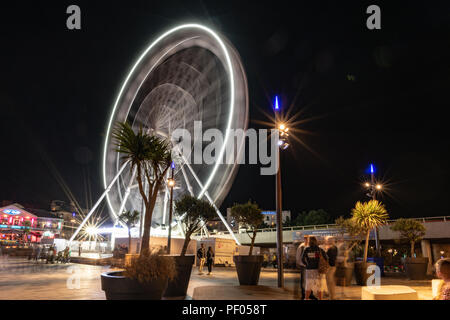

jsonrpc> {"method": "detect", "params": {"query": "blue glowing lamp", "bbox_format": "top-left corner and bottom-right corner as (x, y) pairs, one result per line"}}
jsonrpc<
(274, 95), (280, 111)
(370, 164), (375, 174)
(171, 161), (175, 169)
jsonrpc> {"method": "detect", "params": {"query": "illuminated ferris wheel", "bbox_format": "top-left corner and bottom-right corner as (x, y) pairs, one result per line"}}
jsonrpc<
(71, 24), (249, 243)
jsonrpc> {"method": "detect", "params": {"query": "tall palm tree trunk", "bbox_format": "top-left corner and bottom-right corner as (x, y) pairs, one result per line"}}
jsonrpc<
(135, 165), (151, 254)
(411, 240), (415, 258)
(140, 200), (156, 254)
(363, 230), (370, 263)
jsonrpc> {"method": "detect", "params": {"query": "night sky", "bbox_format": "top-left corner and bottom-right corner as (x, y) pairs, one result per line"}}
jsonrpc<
(1, 1), (449, 222)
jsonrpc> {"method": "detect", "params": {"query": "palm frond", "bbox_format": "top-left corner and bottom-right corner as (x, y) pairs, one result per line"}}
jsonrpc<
(119, 210), (141, 229)
(351, 200), (389, 231)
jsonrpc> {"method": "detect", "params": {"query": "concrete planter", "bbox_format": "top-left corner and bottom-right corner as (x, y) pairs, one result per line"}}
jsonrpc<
(101, 271), (168, 300)
(403, 257), (429, 280)
(233, 255), (264, 285)
(163, 255), (195, 298)
(354, 261), (376, 286)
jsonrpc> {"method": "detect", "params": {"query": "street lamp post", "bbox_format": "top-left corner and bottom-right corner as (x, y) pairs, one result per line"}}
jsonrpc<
(365, 163), (382, 256)
(167, 162), (175, 254)
(275, 146), (284, 288)
(274, 96), (289, 288)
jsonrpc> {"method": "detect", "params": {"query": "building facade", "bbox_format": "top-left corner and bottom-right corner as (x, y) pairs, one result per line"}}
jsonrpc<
(0, 204), (63, 245)
(49, 199), (83, 239)
(226, 208), (291, 230)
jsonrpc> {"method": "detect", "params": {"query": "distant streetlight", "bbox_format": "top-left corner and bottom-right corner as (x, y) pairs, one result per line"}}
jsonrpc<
(274, 95), (280, 110)
(167, 162), (175, 254)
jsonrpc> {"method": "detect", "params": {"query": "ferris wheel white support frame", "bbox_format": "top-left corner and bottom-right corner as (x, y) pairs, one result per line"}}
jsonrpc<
(180, 164), (210, 237)
(180, 165), (194, 196)
(110, 166), (138, 249)
(69, 161), (130, 243)
(117, 167), (137, 218)
(164, 166), (210, 237)
(180, 154), (240, 245)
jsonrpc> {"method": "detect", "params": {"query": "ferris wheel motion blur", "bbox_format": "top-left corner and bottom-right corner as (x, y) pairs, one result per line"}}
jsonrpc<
(69, 24), (248, 244)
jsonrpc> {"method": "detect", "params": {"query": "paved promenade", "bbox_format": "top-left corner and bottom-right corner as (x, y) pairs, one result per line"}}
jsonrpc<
(0, 257), (433, 300)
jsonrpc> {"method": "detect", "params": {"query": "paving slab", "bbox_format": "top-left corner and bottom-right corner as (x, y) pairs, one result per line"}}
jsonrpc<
(0, 258), (434, 300)
(361, 285), (418, 300)
(193, 285), (297, 300)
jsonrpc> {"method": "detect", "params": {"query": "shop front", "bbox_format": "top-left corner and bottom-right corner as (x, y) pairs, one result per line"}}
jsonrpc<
(0, 204), (63, 246)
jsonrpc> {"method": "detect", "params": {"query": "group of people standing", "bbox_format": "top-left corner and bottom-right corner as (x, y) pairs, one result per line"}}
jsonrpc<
(197, 243), (215, 275)
(296, 235), (338, 300)
(29, 244), (71, 263)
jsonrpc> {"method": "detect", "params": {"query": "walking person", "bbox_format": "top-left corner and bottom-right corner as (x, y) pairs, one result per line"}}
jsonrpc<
(206, 246), (215, 275)
(325, 236), (338, 300)
(296, 235), (309, 299)
(272, 253), (278, 268)
(46, 245), (54, 264)
(301, 236), (328, 300)
(197, 243), (206, 274)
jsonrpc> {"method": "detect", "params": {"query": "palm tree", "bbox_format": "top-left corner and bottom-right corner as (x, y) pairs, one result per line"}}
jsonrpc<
(113, 122), (172, 255)
(119, 210), (140, 254)
(351, 200), (389, 263)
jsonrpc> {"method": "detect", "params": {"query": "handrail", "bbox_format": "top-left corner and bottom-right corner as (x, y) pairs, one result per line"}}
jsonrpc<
(194, 215), (450, 236)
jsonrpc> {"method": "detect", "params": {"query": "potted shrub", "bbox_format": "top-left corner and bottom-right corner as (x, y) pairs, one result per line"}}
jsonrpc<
(101, 251), (176, 300)
(230, 201), (264, 285)
(350, 200), (389, 285)
(390, 218), (428, 280)
(163, 194), (216, 298)
(101, 122), (172, 299)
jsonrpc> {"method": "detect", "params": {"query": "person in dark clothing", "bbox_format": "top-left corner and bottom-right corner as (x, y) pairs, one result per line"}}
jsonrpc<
(206, 246), (214, 275)
(197, 243), (206, 274)
(301, 236), (328, 300)
(296, 235), (309, 299)
(325, 236), (338, 299)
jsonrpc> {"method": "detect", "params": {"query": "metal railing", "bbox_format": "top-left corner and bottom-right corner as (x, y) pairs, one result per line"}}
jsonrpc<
(194, 215), (449, 237)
